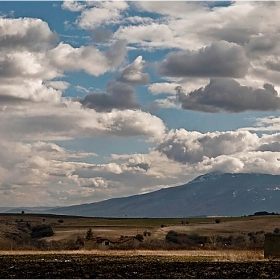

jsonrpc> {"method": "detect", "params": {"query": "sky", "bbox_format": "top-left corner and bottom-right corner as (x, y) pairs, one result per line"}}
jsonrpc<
(1, 1), (280, 207)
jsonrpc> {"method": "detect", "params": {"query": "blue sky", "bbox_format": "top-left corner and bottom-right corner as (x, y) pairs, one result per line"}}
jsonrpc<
(1, 1), (280, 207)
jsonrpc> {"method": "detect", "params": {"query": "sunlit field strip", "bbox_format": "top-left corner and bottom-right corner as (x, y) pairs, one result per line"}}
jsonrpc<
(0, 249), (265, 261)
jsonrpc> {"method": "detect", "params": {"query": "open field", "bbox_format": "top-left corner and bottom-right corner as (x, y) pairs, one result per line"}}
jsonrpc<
(30, 214), (280, 243)
(1, 213), (280, 250)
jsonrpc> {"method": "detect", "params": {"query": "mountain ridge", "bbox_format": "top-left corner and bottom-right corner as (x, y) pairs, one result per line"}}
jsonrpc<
(3, 172), (279, 217)
(36, 172), (280, 218)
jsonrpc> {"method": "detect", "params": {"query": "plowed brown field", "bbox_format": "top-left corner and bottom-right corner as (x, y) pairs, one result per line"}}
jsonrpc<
(0, 252), (279, 279)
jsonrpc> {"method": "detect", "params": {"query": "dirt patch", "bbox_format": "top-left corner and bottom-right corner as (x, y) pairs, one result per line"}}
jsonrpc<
(0, 253), (279, 278)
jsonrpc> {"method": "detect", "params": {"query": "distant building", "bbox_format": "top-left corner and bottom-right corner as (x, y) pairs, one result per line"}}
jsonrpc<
(264, 234), (280, 258)
(113, 236), (140, 249)
(84, 237), (113, 250)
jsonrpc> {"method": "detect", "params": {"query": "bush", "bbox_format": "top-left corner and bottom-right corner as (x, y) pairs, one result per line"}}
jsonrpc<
(166, 231), (207, 246)
(31, 225), (54, 238)
(166, 230), (180, 244)
(274, 227), (280, 234)
(215, 219), (221, 224)
(135, 234), (144, 242)
(234, 235), (245, 244)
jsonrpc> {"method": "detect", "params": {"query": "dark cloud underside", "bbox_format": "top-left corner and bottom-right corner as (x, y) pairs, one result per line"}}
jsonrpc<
(176, 78), (280, 113)
(158, 41), (250, 78)
(79, 81), (140, 112)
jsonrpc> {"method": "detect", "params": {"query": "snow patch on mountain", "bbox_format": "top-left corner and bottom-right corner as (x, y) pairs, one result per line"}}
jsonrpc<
(190, 171), (223, 183)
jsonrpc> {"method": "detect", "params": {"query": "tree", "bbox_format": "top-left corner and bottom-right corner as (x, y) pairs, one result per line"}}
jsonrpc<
(85, 228), (94, 240)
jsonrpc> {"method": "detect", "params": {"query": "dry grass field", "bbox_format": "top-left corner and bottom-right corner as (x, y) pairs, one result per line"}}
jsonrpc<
(46, 214), (280, 245)
(0, 249), (265, 262)
(0, 213), (280, 250)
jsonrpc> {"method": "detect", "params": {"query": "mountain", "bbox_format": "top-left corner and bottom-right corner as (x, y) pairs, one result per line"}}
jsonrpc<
(0, 207), (15, 213)
(41, 172), (280, 218)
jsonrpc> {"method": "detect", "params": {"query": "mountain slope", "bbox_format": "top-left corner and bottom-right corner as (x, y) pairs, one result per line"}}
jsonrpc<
(44, 173), (280, 217)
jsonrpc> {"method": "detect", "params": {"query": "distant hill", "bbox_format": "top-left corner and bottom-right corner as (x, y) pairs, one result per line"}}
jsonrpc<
(4, 206), (56, 214)
(41, 172), (280, 218)
(0, 207), (14, 213)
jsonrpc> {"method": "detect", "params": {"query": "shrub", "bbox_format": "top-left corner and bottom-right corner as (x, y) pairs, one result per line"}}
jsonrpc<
(75, 236), (85, 248)
(166, 230), (180, 244)
(234, 235), (245, 244)
(58, 219), (64, 223)
(31, 225), (54, 238)
(135, 234), (144, 242)
(274, 227), (280, 234)
(188, 233), (207, 245)
(166, 231), (207, 246)
(215, 219), (221, 224)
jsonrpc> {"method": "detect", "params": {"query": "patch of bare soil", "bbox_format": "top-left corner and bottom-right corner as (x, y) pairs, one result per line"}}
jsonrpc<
(0, 254), (279, 279)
